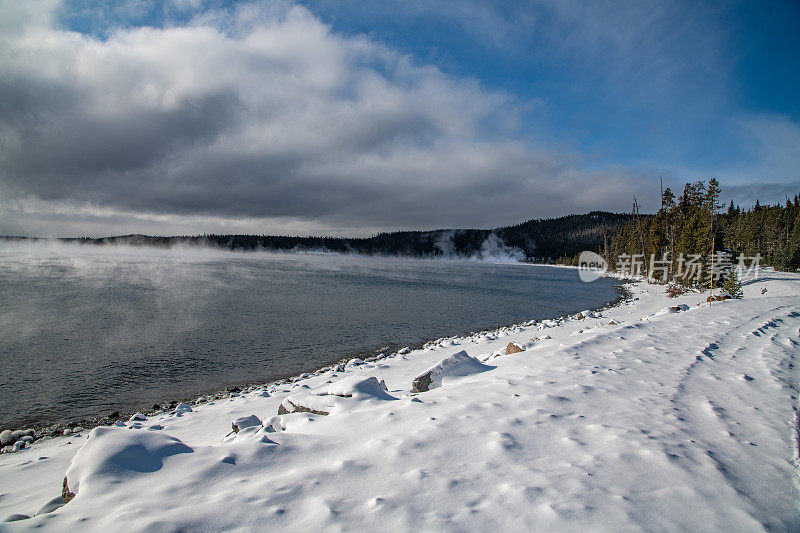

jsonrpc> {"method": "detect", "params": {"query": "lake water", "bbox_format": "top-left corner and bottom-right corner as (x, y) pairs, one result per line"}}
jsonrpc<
(0, 244), (620, 429)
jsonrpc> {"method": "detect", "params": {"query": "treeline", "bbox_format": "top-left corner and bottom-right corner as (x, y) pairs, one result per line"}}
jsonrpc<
(12, 211), (630, 262)
(608, 178), (800, 285)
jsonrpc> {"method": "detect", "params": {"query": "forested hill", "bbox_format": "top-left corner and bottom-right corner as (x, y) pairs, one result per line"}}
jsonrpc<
(3, 211), (631, 262)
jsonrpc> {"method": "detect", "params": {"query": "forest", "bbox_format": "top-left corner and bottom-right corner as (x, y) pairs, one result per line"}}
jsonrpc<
(606, 179), (800, 287)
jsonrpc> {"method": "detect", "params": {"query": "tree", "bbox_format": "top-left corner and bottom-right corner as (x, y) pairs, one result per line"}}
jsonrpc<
(722, 269), (743, 299)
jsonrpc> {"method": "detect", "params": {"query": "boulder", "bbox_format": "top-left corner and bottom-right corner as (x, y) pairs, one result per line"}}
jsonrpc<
(505, 342), (525, 355)
(36, 496), (66, 516)
(3, 514), (30, 522)
(669, 304), (690, 312)
(278, 376), (397, 416)
(173, 403), (192, 414)
(232, 415), (261, 433)
(129, 412), (147, 422)
(0, 430), (14, 446)
(412, 351), (492, 393)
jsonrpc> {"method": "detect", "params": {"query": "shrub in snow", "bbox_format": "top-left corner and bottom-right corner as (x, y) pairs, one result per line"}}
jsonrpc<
(412, 351), (492, 393)
(278, 376), (397, 416)
(666, 284), (688, 298)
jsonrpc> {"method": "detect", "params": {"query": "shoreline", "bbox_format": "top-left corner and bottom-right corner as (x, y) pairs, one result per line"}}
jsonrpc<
(2, 278), (632, 447)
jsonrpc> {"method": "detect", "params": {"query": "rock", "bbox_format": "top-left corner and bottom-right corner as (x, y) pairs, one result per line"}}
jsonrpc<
(152, 404), (161, 410)
(11, 430), (25, 441)
(608, 319), (619, 325)
(108, 411), (120, 420)
(277, 401), (329, 416)
(0, 430), (13, 446)
(505, 342), (525, 355)
(72, 427), (85, 434)
(279, 376), (397, 416)
(129, 412), (147, 422)
(3, 514), (30, 522)
(20, 436), (34, 444)
(13, 440), (25, 450)
(35, 496), (66, 516)
(412, 351), (492, 393)
(669, 304), (690, 312)
(263, 416), (286, 433)
(174, 403), (192, 414)
(228, 386), (242, 393)
(398, 347), (411, 355)
(62, 429), (72, 436)
(232, 415), (261, 433)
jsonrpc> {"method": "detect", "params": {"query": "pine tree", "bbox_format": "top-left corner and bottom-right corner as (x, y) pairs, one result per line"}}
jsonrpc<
(722, 269), (743, 299)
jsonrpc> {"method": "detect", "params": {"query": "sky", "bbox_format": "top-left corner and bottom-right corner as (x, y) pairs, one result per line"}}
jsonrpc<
(0, 0), (798, 237)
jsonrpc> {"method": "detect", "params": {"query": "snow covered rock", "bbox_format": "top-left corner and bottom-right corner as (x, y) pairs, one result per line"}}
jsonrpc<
(0, 430), (13, 446)
(654, 304), (690, 316)
(128, 412), (147, 422)
(278, 376), (397, 416)
(263, 416), (286, 433)
(232, 415), (261, 433)
(63, 427), (193, 503)
(412, 350), (492, 392)
(173, 403), (192, 414)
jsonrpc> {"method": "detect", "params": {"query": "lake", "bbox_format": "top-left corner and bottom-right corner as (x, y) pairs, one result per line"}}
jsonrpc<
(0, 243), (620, 428)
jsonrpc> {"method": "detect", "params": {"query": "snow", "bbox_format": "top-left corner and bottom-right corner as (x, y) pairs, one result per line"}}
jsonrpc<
(1, 270), (799, 530)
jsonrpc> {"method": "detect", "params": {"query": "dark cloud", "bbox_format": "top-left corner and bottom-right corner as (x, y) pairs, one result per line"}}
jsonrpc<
(0, 1), (794, 238)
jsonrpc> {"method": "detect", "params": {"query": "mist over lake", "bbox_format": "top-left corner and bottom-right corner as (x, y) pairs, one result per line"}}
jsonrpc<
(0, 243), (619, 429)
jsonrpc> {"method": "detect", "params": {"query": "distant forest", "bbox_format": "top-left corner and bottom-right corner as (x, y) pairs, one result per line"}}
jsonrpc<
(3, 189), (798, 272)
(2, 211), (629, 263)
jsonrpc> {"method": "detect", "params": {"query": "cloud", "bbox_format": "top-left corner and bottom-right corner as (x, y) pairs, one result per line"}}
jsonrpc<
(5, 0), (782, 238)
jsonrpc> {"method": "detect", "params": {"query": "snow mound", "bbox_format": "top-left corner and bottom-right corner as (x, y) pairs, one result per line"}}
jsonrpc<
(278, 376), (397, 416)
(412, 350), (493, 392)
(64, 427), (193, 499)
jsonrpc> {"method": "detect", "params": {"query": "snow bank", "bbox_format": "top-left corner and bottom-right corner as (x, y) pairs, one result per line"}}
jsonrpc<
(63, 427), (193, 499)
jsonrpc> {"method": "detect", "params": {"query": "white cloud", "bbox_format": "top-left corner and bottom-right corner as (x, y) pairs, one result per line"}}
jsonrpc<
(0, 0), (662, 236)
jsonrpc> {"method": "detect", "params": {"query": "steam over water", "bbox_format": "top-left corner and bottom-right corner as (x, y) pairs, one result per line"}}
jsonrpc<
(0, 244), (620, 428)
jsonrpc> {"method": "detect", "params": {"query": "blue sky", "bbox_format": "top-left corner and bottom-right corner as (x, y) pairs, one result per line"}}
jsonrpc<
(0, 0), (798, 236)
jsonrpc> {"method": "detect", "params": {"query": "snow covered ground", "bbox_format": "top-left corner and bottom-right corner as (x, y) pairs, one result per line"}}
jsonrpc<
(1, 271), (799, 531)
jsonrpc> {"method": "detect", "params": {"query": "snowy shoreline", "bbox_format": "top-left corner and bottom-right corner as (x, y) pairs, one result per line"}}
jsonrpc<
(2, 271), (798, 530)
(0, 275), (629, 440)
